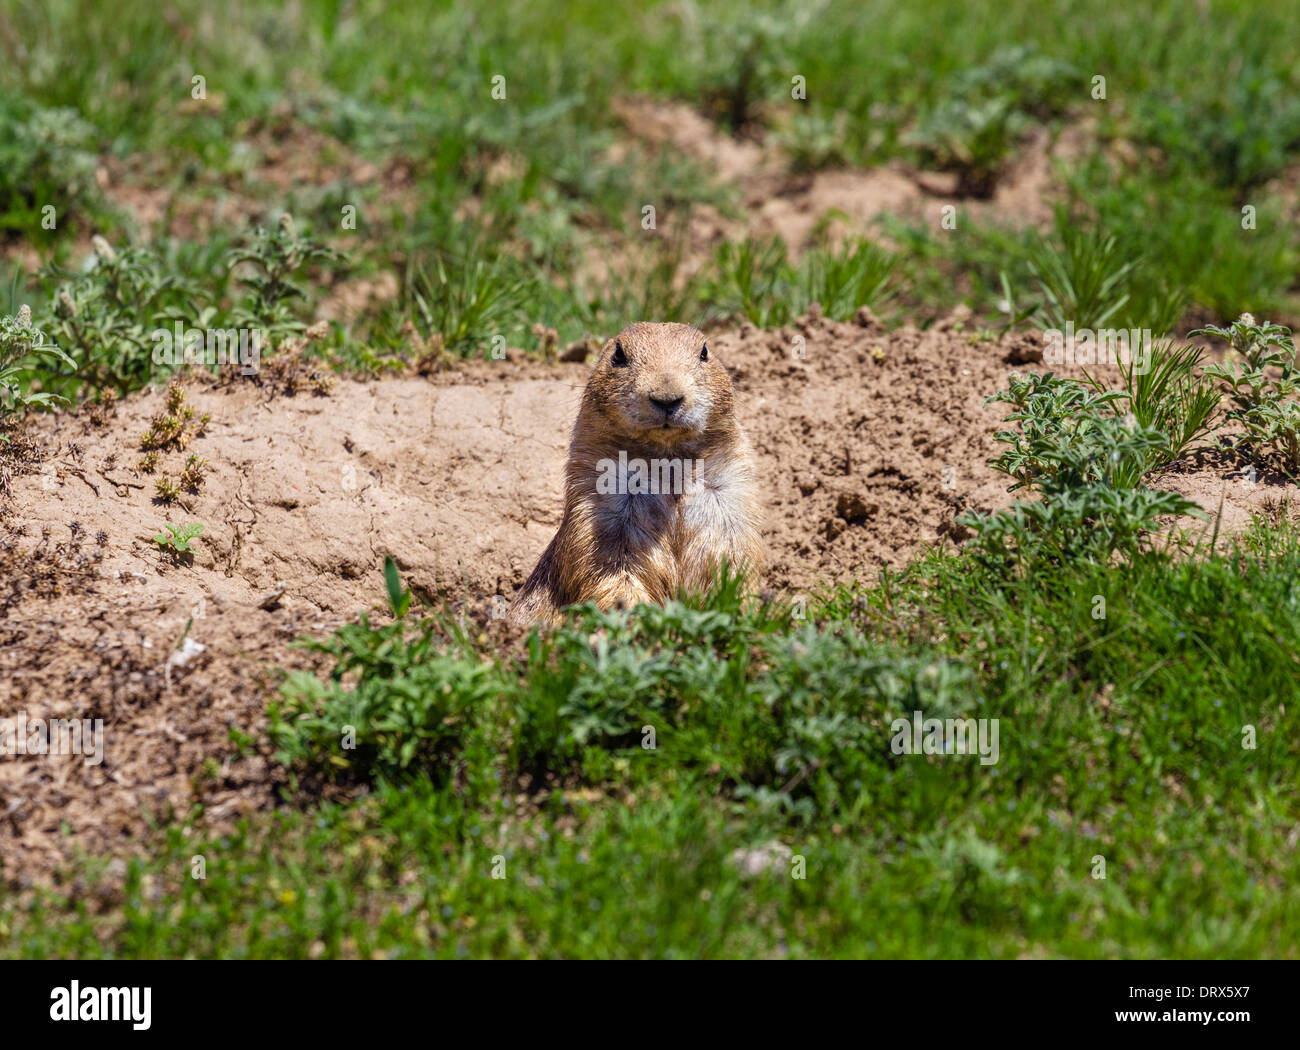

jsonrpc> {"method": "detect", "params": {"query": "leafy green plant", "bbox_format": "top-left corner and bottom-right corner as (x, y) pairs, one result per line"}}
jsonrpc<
(911, 96), (1023, 198)
(692, 10), (795, 131)
(1139, 63), (1300, 190)
(778, 112), (857, 172)
(24, 220), (349, 403)
(969, 370), (1202, 562)
(906, 47), (1080, 196)
(226, 214), (341, 342)
(271, 613), (501, 781)
(960, 484), (1198, 564)
(35, 238), (200, 398)
(1243, 399), (1300, 469)
(0, 304), (75, 429)
(987, 372), (1152, 490)
(0, 101), (105, 239)
(1199, 314), (1300, 471)
(151, 521), (204, 556)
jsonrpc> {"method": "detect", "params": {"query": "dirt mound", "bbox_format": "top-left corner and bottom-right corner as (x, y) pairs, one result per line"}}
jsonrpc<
(612, 97), (1093, 254)
(97, 118), (418, 244)
(1, 314), (1293, 884)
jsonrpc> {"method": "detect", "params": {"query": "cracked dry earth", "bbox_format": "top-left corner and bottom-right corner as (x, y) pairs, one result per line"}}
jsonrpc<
(2, 311), (1293, 884)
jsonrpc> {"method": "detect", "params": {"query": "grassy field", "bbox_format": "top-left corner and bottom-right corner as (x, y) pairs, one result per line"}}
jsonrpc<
(3, 0), (1299, 361)
(2, 0), (1300, 958)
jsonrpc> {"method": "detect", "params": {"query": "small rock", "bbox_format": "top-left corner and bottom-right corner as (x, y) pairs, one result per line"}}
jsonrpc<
(166, 636), (206, 671)
(559, 339), (592, 363)
(794, 473), (820, 496)
(835, 493), (877, 525)
(729, 841), (792, 878)
(935, 304), (973, 331)
(853, 305), (881, 329)
(258, 581), (288, 610)
(1003, 332), (1044, 365)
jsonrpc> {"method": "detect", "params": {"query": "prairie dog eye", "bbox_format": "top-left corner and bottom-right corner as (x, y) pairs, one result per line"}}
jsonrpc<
(611, 341), (628, 367)
(700, 344), (709, 361)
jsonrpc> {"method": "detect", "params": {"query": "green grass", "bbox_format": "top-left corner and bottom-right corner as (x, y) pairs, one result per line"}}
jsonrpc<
(5, 517), (1300, 958)
(1, 0), (1298, 382)
(702, 236), (898, 328)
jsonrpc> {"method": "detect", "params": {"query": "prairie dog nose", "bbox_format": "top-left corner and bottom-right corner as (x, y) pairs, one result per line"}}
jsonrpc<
(649, 394), (685, 417)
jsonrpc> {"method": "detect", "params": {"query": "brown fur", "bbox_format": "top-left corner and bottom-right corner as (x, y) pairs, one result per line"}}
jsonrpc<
(510, 322), (764, 624)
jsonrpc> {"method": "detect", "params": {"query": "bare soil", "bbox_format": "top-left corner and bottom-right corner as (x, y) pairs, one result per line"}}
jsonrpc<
(611, 97), (1099, 258)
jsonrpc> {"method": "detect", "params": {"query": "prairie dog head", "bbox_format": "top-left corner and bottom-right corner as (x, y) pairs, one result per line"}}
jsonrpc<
(584, 322), (734, 447)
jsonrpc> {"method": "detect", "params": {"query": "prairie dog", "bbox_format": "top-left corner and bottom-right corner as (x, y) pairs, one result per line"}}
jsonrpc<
(510, 322), (764, 624)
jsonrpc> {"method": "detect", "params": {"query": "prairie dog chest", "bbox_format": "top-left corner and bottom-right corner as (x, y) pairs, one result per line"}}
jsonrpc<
(590, 451), (746, 543)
